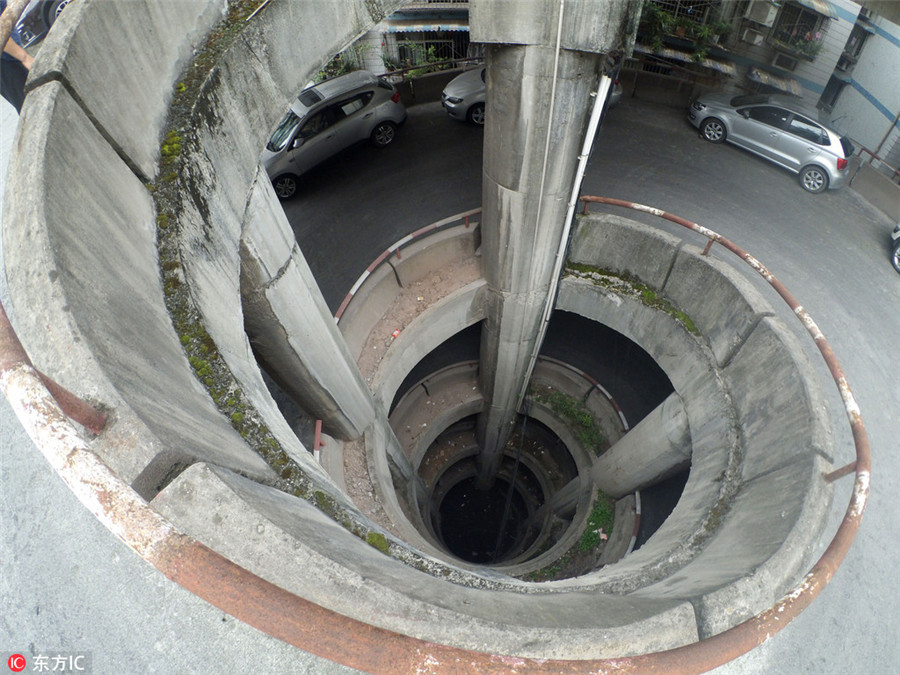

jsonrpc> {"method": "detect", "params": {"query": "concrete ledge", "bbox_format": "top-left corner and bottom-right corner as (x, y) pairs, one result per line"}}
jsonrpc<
(726, 316), (833, 481)
(3, 82), (272, 494)
(553, 214), (832, 608)
(372, 280), (487, 409)
(569, 212), (682, 289)
(153, 462), (701, 658)
(665, 243), (776, 367)
(338, 223), (481, 359)
(26, 0), (225, 179)
(554, 276), (736, 590)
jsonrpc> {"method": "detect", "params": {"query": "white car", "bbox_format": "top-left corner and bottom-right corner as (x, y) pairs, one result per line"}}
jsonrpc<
(441, 66), (623, 127)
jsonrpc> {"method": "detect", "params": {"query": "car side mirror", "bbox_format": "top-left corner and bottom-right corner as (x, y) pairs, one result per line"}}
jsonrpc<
(292, 137), (303, 149)
(740, 110), (750, 119)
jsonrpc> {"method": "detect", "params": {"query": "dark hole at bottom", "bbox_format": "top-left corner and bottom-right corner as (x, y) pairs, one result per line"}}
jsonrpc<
(438, 477), (528, 564)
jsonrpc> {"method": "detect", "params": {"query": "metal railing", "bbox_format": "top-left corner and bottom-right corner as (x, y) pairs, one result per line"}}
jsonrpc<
(850, 146), (900, 186)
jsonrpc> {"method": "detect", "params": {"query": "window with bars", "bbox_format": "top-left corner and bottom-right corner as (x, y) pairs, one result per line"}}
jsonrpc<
(770, 2), (827, 59)
(651, 0), (719, 24)
(398, 33), (470, 65)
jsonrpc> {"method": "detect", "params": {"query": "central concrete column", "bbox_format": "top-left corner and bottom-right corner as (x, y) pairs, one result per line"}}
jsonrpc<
(471, 0), (640, 485)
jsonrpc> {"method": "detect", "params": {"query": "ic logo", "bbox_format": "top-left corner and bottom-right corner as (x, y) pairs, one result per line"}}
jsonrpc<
(7, 654), (26, 672)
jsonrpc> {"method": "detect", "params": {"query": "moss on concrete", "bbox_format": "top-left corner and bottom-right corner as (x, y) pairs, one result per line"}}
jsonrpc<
(529, 385), (606, 455)
(565, 262), (700, 335)
(365, 531), (390, 554)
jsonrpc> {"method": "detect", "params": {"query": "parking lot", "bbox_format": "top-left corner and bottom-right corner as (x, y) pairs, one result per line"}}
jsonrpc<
(3, 91), (898, 673)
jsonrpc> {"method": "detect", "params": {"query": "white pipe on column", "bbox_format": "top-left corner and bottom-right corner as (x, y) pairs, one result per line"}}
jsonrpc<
(517, 71), (614, 410)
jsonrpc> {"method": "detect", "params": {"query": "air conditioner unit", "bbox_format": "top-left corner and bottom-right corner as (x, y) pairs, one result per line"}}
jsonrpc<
(742, 28), (765, 46)
(772, 52), (799, 71)
(744, 1), (779, 28)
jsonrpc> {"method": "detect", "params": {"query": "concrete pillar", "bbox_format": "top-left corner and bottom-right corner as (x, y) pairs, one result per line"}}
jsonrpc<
(240, 171), (375, 440)
(470, 0), (640, 485)
(591, 393), (691, 499)
(531, 473), (586, 524)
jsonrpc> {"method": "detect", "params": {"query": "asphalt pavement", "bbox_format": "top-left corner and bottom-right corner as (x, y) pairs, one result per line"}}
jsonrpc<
(3, 93), (899, 673)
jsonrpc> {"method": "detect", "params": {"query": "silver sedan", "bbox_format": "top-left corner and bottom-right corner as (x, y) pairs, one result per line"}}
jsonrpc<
(688, 93), (854, 193)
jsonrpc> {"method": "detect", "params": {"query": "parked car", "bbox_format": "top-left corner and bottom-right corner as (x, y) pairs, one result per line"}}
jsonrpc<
(891, 223), (900, 274)
(262, 71), (407, 200)
(688, 93), (854, 194)
(15, 0), (70, 47)
(441, 67), (486, 125)
(441, 66), (623, 127)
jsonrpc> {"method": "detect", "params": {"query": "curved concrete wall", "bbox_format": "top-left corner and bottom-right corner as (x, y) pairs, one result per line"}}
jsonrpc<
(559, 213), (833, 635)
(1, 0), (834, 663)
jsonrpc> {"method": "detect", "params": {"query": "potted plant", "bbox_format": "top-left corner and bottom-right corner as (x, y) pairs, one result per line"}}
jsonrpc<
(713, 20), (732, 44)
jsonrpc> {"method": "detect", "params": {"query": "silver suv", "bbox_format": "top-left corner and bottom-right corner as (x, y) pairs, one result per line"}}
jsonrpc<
(262, 71), (407, 200)
(688, 93), (854, 193)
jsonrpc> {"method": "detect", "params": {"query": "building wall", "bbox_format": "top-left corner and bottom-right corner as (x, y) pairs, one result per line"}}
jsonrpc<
(720, 0), (857, 102)
(827, 9), (900, 161)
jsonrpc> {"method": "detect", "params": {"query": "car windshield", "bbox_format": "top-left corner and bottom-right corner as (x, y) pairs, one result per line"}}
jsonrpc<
(266, 110), (301, 151)
(729, 94), (769, 107)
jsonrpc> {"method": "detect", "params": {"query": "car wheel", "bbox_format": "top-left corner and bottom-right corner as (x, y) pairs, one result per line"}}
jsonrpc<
(467, 103), (486, 126)
(800, 165), (829, 193)
(892, 242), (900, 274)
(700, 118), (726, 143)
(370, 121), (397, 147)
(46, 0), (71, 26)
(272, 175), (298, 200)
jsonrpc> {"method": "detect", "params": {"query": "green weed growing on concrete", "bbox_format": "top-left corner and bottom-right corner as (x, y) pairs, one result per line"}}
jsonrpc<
(579, 493), (615, 551)
(530, 386), (605, 455)
(525, 552), (572, 582)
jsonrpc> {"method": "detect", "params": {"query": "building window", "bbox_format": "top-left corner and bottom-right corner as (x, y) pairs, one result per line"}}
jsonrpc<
(844, 24), (870, 59)
(770, 2), (827, 60)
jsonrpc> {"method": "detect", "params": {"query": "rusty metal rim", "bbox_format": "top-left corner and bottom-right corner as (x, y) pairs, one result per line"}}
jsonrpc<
(0, 187), (868, 673)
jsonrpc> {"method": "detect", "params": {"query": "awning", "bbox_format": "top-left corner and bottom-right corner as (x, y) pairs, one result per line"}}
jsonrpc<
(633, 44), (737, 76)
(747, 66), (804, 96)
(382, 19), (469, 33)
(792, 0), (838, 19)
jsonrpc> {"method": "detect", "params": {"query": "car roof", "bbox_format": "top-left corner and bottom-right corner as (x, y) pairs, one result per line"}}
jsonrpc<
(288, 70), (380, 117)
(723, 93), (824, 121)
(311, 71), (378, 99)
(758, 94), (820, 118)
